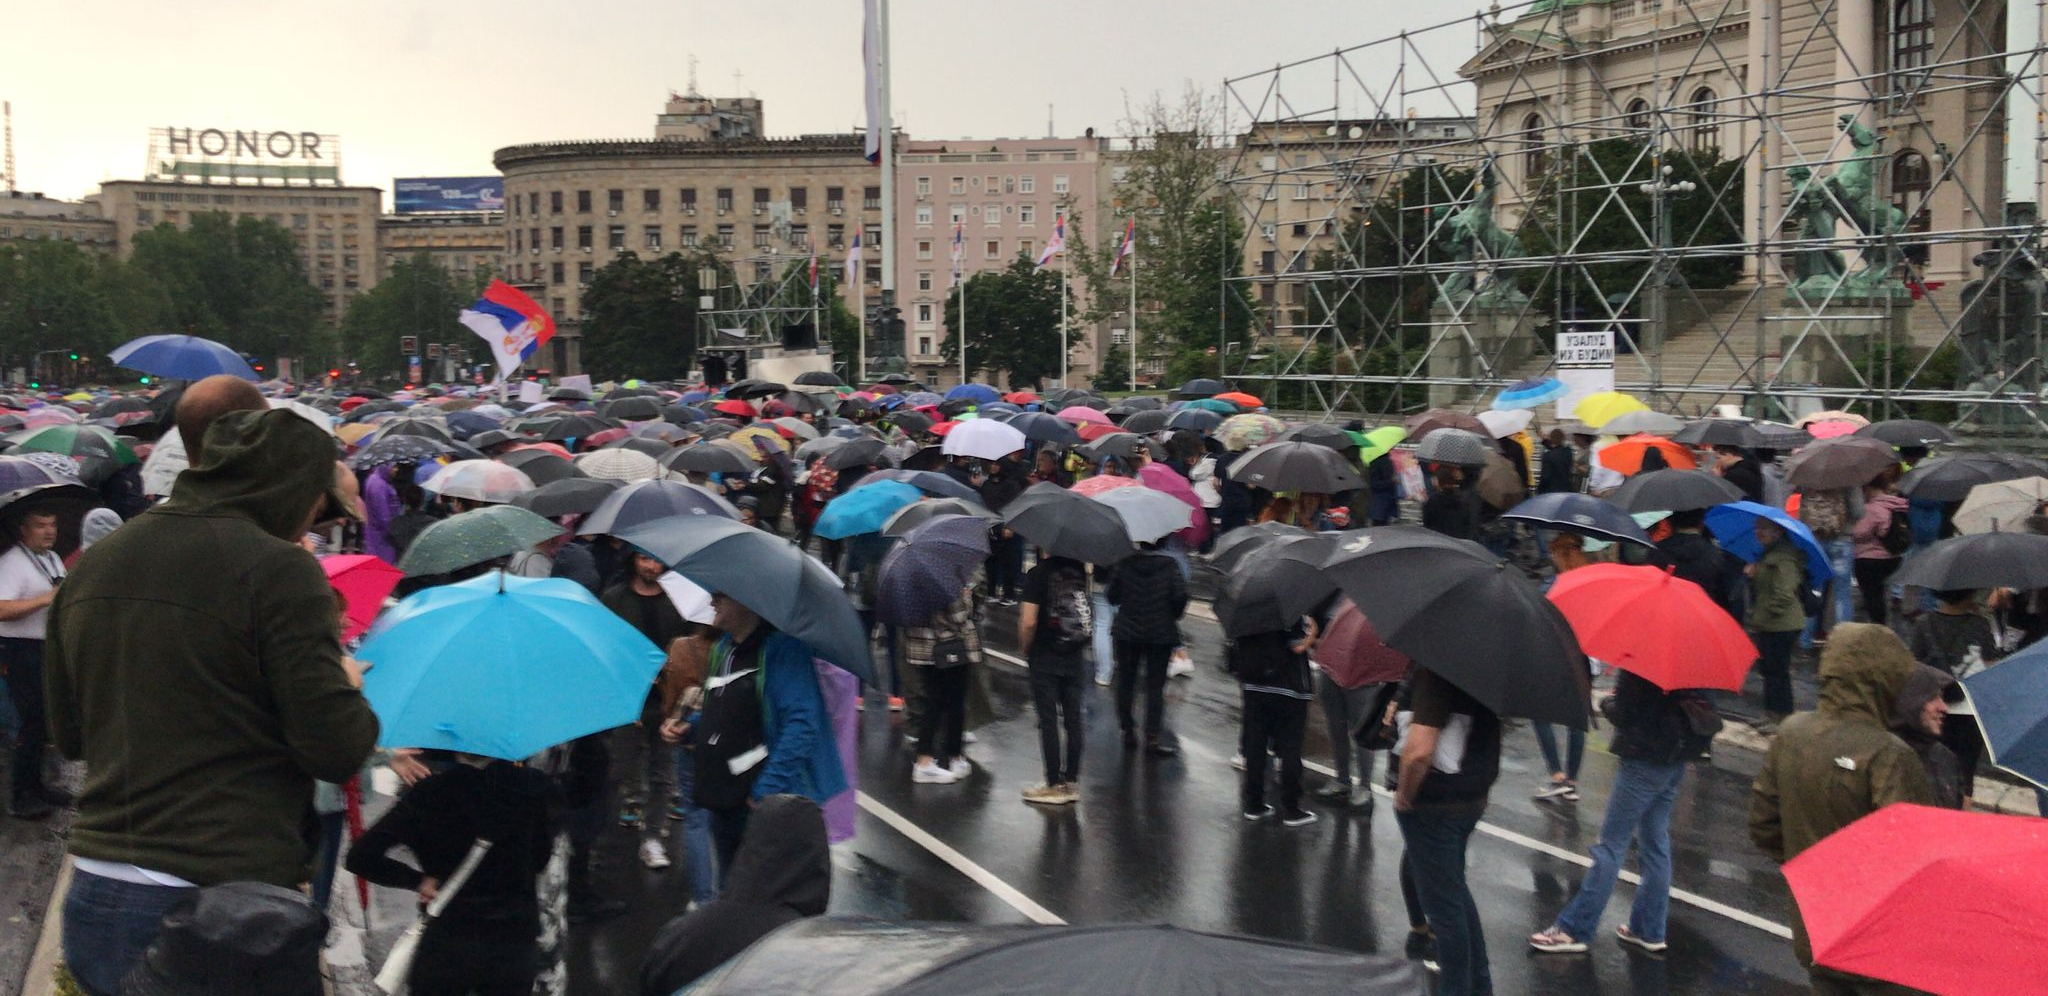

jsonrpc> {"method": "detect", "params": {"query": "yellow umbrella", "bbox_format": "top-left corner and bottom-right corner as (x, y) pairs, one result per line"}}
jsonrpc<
(712, 437), (764, 464)
(728, 425), (791, 457)
(337, 423), (379, 447)
(64, 392), (93, 402)
(1572, 391), (1648, 429)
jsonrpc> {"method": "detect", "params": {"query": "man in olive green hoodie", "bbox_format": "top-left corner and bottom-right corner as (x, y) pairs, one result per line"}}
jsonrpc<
(44, 408), (379, 996)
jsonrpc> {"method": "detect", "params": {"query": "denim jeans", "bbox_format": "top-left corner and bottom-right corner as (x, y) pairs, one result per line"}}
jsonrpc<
(1553, 759), (1688, 943)
(63, 868), (198, 996)
(670, 747), (718, 905)
(1091, 592), (1117, 684)
(1533, 722), (1585, 781)
(1802, 537), (1856, 647)
(1396, 809), (1492, 996)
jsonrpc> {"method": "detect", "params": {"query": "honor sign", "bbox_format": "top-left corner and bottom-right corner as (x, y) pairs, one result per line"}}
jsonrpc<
(147, 127), (343, 184)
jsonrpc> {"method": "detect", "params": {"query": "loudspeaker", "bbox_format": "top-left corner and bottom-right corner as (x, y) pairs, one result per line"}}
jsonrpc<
(781, 321), (817, 351)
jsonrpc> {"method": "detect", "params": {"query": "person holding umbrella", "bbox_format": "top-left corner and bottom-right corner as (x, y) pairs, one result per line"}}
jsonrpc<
(1906, 588), (2002, 805)
(901, 575), (983, 785)
(1232, 607), (1322, 827)
(1108, 539), (1189, 757)
(602, 550), (697, 869)
(1748, 518), (1811, 733)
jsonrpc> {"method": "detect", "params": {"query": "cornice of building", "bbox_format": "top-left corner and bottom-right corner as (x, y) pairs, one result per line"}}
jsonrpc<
(494, 134), (870, 171)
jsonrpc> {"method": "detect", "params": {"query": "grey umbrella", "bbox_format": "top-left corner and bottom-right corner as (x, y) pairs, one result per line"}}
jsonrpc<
(882, 497), (997, 536)
(826, 437), (893, 471)
(397, 506), (564, 576)
(1609, 468), (1746, 512)
(580, 479), (740, 536)
(1076, 432), (1167, 465)
(495, 448), (581, 486)
(1228, 441), (1365, 493)
(1892, 532), (2048, 591)
(1898, 454), (2039, 501)
(1784, 436), (1900, 490)
(794, 435), (852, 464)
(1120, 409), (1172, 434)
(1090, 486), (1199, 544)
(1214, 533), (1339, 638)
(514, 477), (623, 518)
(1672, 419), (1767, 449)
(1413, 428), (1495, 468)
(1166, 408), (1225, 433)
(1001, 482), (1136, 565)
(874, 514), (992, 627)
(1277, 423), (1354, 451)
(663, 444), (754, 476)
(1856, 419), (1955, 448)
(603, 437), (673, 459)
(604, 396), (665, 422)
(1598, 410), (1686, 436)
(1208, 521), (1313, 572)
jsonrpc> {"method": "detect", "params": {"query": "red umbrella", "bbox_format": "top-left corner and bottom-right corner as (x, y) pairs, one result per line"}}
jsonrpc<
(1784, 804), (2048, 996)
(321, 554), (403, 642)
(1138, 462), (1209, 547)
(1214, 391), (1264, 410)
(1597, 433), (1699, 475)
(713, 399), (757, 417)
(1314, 598), (1410, 689)
(1545, 563), (1752, 691)
(928, 421), (960, 436)
(581, 427), (630, 449)
(1004, 391), (1040, 405)
(1070, 475), (1138, 497)
(1075, 421), (1122, 442)
(506, 441), (574, 461)
(864, 384), (899, 395)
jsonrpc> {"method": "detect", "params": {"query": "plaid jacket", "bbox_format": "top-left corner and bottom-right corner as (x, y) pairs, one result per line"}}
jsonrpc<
(904, 582), (983, 667)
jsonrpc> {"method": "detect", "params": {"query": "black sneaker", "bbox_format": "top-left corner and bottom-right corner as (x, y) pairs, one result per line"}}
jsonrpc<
(1279, 808), (1318, 828)
(567, 897), (628, 923)
(1145, 737), (1179, 758)
(618, 803), (644, 829)
(1241, 804), (1275, 822)
(8, 795), (53, 821)
(1404, 929), (1432, 961)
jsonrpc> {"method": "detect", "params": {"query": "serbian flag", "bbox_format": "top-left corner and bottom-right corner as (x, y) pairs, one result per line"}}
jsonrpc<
(950, 222), (965, 283)
(1035, 212), (1065, 269)
(1110, 218), (1136, 277)
(459, 279), (556, 379)
(808, 252), (819, 294)
(844, 230), (863, 284)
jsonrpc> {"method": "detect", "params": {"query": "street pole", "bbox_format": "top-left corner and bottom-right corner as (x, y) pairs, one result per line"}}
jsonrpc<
(1128, 241), (1139, 392)
(857, 291), (867, 384)
(959, 271), (968, 386)
(876, 0), (895, 382)
(1059, 252), (1069, 388)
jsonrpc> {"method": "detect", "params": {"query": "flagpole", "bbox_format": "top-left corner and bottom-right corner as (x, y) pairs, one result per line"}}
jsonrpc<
(810, 260), (821, 358)
(875, 0), (895, 380)
(1127, 239), (1138, 392)
(1059, 252), (1069, 388)
(958, 270), (968, 387)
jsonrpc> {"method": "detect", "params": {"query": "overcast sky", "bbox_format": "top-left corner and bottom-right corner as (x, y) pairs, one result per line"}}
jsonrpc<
(6, 1), (1481, 205)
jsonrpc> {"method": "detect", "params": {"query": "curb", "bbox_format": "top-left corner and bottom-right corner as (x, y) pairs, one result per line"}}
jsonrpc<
(23, 859), (66, 996)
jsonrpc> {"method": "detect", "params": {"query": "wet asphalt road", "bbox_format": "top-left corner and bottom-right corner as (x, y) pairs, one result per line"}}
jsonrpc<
(567, 602), (1813, 996)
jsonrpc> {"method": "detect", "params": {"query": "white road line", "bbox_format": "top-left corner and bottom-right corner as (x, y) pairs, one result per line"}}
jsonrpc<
(981, 646), (1792, 939)
(856, 790), (1067, 926)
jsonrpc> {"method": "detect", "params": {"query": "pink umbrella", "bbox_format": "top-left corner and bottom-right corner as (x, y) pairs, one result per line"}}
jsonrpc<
(1138, 462), (1210, 546)
(1315, 598), (1411, 689)
(1057, 405), (1113, 426)
(321, 554), (403, 642)
(1806, 419), (1861, 440)
(1070, 475), (1138, 497)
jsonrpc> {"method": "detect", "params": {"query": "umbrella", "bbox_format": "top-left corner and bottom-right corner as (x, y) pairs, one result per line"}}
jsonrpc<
(357, 572), (665, 759)
(665, 444), (756, 476)
(1952, 477), (2048, 535)
(1598, 410), (1686, 437)
(1782, 804), (2047, 996)
(1704, 501), (1834, 581)
(1785, 436), (1900, 490)
(1413, 428), (1495, 468)
(1069, 475), (1138, 498)
(604, 436), (672, 459)
(574, 448), (662, 482)
(1003, 390), (1040, 405)
(605, 396), (665, 422)
(1214, 534), (1338, 638)
(944, 383), (1001, 406)
(547, 386), (593, 402)
(1217, 413), (1287, 452)
(940, 419), (1027, 461)
(466, 428), (523, 451)
(0, 454), (79, 493)
(775, 391), (829, 416)
(376, 418), (454, 443)
(321, 554), (404, 643)
(1796, 409), (1870, 429)
(1610, 468), (1746, 512)
(1057, 405), (1113, 426)
(1122, 396), (1166, 412)
(1492, 376), (1568, 410)
(540, 414), (617, 444)
(397, 505), (564, 576)
(1547, 564), (1756, 691)
(823, 438), (897, 472)
(1856, 419), (1953, 448)
(874, 514), (992, 627)
(794, 371), (843, 387)
(1228, 441), (1364, 493)
(581, 478), (740, 535)
(1752, 421), (1815, 451)
(1597, 433), (1699, 474)
(6, 424), (136, 485)
(771, 417), (820, 441)
(513, 477), (623, 518)
(872, 372), (915, 385)
(1805, 419), (1862, 440)
(1402, 408), (1489, 441)
(864, 469), (982, 503)
(1962, 640), (2048, 790)
(1089, 486), (1199, 545)
(1319, 526), (1590, 729)
(1213, 391), (1263, 410)
(91, 396), (153, 419)
(1165, 408), (1225, 433)
(495, 448), (580, 486)
(1891, 531), (2048, 591)
(1184, 398), (1241, 415)
(1502, 492), (1653, 545)
(815, 481), (924, 540)
(794, 436), (851, 465)
(663, 403), (710, 425)
(888, 410), (936, 436)
(423, 460), (536, 504)
(1570, 391), (1648, 429)
(1177, 378), (1227, 397)
(109, 334), (259, 381)
(1119, 409), (1172, 434)
(1474, 409), (1533, 440)
(442, 409), (504, 441)
(342, 434), (454, 472)
(1137, 462), (1208, 546)
(1672, 419), (1766, 449)
(1355, 426), (1408, 464)
(617, 517), (873, 680)
(1001, 482), (1136, 565)
(1899, 454), (2039, 501)
(1075, 432), (1165, 466)
(1208, 520), (1313, 572)
(1314, 599), (1411, 689)
(1006, 412), (1082, 446)
(727, 379), (787, 400)
(1473, 450), (1528, 510)
(1276, 423), (1354, 451)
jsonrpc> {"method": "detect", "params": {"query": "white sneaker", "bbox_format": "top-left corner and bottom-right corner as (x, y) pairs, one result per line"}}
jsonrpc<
(639, 838), (671, 870)
(1230, 752), (1246, 771)
(1167, 652), (1195, 679)
(962, 731), (979, 744)
(912, 760), (958, 784)
(949, 758), (971, 779)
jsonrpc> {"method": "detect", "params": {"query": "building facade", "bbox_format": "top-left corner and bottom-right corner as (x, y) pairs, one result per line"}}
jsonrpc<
(0, 191), (118, 254)
(375, 210), (503, 284)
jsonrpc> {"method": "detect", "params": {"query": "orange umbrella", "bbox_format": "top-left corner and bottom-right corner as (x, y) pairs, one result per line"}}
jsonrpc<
(1214, 391), (1264, 409)
(1597, 433), (1698, 475)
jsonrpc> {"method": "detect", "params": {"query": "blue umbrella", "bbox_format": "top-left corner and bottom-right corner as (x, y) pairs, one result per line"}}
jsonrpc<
(615, 516), (873, 681)
(443, 409), (504, 440)
(814, 480), (923, 540)
(1704, 500), (1833, 581)
(1964, 641), (2048, 790)
(680, 390), (711, 404)
(903, 392), (944, 408)
(1501, 492), (1653, 546)
(109, 334), (260, 381)
(1493, 376), (1568, 411)
(875, 514), (992, 627)
(862, 468), (983, 503)
(979, 401), (1023, 417)
(945, 383), (1002, 406)
(874, 393), (908, 410)
(356, 572), (665, 760)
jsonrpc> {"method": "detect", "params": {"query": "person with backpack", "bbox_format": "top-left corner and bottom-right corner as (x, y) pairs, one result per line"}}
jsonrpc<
(1017, 552), (1092, 805)
(1106, 540), (1189, 757)
(1232, 615), (1321, 827)
(1529, 670), (1719, 956)
(1849, 469), (1910, 627)
(1794, 484), (1862, 647)
(1747, 518), (1809, 733)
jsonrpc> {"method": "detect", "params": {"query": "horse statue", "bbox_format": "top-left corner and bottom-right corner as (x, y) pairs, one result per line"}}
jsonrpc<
(1437, 161), (1528, 306)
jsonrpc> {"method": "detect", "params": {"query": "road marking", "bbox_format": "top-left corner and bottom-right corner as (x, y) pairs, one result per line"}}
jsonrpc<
(981, 646), (1792, 939)
(856, 790), (1066, 926)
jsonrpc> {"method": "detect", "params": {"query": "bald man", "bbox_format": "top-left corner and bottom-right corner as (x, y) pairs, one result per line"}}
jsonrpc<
(174, 375), (268, 468)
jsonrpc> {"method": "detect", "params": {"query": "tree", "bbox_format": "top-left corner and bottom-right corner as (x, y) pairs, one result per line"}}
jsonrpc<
(1092, 338), (1132, 392)
(339, 253), (482, 378)
(941, 255), (1068, 388)
(0, 241), (122, 379)
(128, 212), (331, 369)
(579, 251), (703, 381)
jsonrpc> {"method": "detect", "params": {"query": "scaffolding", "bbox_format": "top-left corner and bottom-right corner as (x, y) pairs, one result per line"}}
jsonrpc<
(1219, 0), (2047, 440)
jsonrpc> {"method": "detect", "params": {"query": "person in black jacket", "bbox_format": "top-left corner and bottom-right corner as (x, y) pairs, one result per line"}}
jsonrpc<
(1537, 429), (1577, 494)
(1655, 509), (1735, 615)
(1106, 543), (1188, 756)
(1531, 670), (1704, 955)
(1232, 618), (1321, 826)
(638, 794), (829, 996)
(1420, 465), (1480, 541)
(980, 452), (1029, 604)
(1713, 445), (1766, 505)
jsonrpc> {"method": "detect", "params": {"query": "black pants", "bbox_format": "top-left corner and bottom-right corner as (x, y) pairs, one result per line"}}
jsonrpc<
(409, 922), (540, 996)
(1753, 629), (1799, 717)
(1240, 691), (1307, 812)
(1029, 666), (1085, 785)
(916, 663), (969, 763)
(4, 638), (46, 804)
(1113, 641), (1173, 737)
(987, 533), (1025, 600)
(1853, 557), (1899, 627)
(709, 805), (750, 891)
(1943, 712), (1985, 796)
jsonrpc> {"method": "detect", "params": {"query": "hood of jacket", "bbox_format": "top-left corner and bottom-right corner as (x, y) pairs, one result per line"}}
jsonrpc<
(162, 409), (335, 541)
(1817, 622), (1918, 726)
(722, 793), (830, 916)
(1888, 662), (1956, 740)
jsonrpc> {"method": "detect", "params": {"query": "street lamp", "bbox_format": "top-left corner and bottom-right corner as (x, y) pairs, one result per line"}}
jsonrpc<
(1638, 164), (1697, 351)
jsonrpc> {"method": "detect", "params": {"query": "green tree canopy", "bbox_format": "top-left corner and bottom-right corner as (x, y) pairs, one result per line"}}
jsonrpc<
(339, 253), (484, 378)
(128, 212), (330, 367)
(579, 251), (705, 381)
(942, 255), (1070, 388)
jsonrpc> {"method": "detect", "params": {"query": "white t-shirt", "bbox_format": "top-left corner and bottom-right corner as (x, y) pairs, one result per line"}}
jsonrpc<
(0, 544), (63, 639)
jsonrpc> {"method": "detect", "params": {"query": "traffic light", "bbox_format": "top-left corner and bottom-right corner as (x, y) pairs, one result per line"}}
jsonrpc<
(66, 352), (78, 361)
(400, 335), (420, 355)
(27, 381), (39, 390)
(138, 376), (151, 385)
(328, 369), (341, 379)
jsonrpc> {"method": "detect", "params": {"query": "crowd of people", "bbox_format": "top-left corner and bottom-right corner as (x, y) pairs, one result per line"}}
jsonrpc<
(0, 367), (2039, 996)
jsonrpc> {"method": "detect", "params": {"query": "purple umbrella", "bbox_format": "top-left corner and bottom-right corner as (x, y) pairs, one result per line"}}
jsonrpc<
(874, 514), (992, 627)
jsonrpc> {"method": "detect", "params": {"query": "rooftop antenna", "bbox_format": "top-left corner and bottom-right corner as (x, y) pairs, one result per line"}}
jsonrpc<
(1047, 103), (1054, 139)
(732, 69), (745, 95)
(2, 101), (13, 194)
(687, 56), (700, 97)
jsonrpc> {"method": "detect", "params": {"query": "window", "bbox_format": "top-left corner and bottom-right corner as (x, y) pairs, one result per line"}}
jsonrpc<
(680, 188), (697, 213)
(865, 225), (882, 248)
(790, 224), (808, 247)
(790, 188), (808, 211)
(916, 177), (932, 197)
(607, 189), (624, 213)
(828, 224), (845, 248)
(716, 224), (735, 247)
(577, 225), (593, 250)
(916, 205), (934, 225)
(1019, 204), (1036, 224)
(950, 203), (967, 224)
(985, 203), (1004, 224)
(753, 224), (770, 246)
(644, 225), (662, 250)
(1689, 88), (1719, 151)
(1003, 176), (1016, 193)
(753, 188), (771, 213)
(1259, 283), (1276, 304)
(1052, 174), (1070, 195)
(1293, 184), (1310, 200)
(866, 263), (882, 284)
(913, 303), (934, 329)
(1292, 223), (1309, 238)
(550, 191), (563, 213)
(917, 239), (934, 260)
(681, 225), (699, 247)
(576, 190), (591, 213)
(917, 271), (933, 291)
(949, 176), (966, 195)
(863, 186), (882, 210)
(1892, 149), (1934, 256)
(1260, 250), (1276, 274)
(826, 186), (845, 211)
(1891, 0), (1934, 92)
(643, 189), (661, 212)
(1523, 113), (1547, 178)
(1018, 239), (1033, 259)
(551, 262), (565, 284)
(578, 262), (594, 284)
(511, 195), (520, 217)
(1626, 98), (1652, 133)
(512, 230), (523, 253)
(716, 188), (734, 212)
(983, 175), (1000, 192)
(550, 226), (564, 250)
(608, 225), (625, 250)
(984, 239), (1001, 259)
(1018, 175), (1035, 194)
(917, 335), (934, 356)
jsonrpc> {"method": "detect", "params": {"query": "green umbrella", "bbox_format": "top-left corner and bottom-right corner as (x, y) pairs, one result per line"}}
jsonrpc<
(1354, 426), (1408, 464)
(397, 505), (564, 576)
(1184, 398), (1239, 415)
(6, 424), (138, 485)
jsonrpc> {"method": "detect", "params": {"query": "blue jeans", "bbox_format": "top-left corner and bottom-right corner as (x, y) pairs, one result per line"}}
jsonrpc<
(671, 747), (718, 905)
(1533, 722), (1584, 781)
(1802, 537), (1855, 647)
(1396, 810), (1492, 996)
(63, 869), (198, 996)
(1553, 759), (1687, 943)
(1091, 592), (1117, 684)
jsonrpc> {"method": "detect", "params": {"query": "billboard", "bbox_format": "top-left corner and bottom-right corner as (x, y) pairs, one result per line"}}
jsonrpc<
(393, 177), (505, 213)
(148, 127), (341, 184)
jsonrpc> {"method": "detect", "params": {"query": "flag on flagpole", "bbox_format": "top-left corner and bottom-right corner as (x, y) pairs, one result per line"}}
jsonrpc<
(862, 0), (884, 164)
(458, 280), (556, 380)
(1110, 218), (1136, 277)
(949, 222), (964, 285)
(808, 253), (819, 294)
(1035, 212), (1066, 269)
(845, 230), (863, 284)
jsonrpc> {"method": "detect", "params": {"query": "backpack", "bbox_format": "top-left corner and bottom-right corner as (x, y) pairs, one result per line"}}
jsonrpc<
(1880, 504), (1915, 556)
(1798, 490), (1848, 540)
(1041, 564), (1093, 653)
(1669, 690), (1724, 758)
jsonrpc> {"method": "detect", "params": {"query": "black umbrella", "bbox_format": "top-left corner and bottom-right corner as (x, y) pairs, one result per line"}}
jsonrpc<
(581, 479), (740, 535)
(1121, 396), (1166, 411)
(1208, 521), (1313, 572)
(887, 410), (935, 436)
(495, 448), (581, 486)
(1213, 534), (1339, 638)
(466, 429), (524, 451)
(604, 396), (665, 422)
(882, 496), (997, 536)
(866, 468), (980, 502)
(825, 438), (894, 472)
(1320, 526), (1590, 729)
(1501, 492), (1652, 545)
(92, 397), (153, 418)
(1856, 419), (1954, 448)
(1751, 422), (1814, 451)
(1784, 436), (1899, 490)
(1899, 454), (2038, 501)
(899, 445), (947, 472)
(1672, 419), (1767, 449)
(1609, 468), (1746, 512)
(874, 514), (992, 627)
(603, 436), (672, 459)
(344, 400), (410, 422)
(602, 386), (661, 401)
(775, 391), (828, 416)
(541, 414), (617, 443)
(1120, 409), (1172, 434)
(1227, 441), (1364, 493)
(346, 434), (456, 471)
(547, 386), (593, 402)
(1001, 482), (1136, 565)
(794, 436), (851, 465)
(872, 373), (915, 386)
(1072, 396), (1111, 411)
(1166, 408), (1224, 433)
(1892, 532), (2048, 592)
(1277, 423), (1353, 452)
(794, 370), (844, 387)
(662, 404), (710, 426)
(1075, 432), (1166, 465)
(513, 477), (622, 518)
(1178, 378), (1227, 398)
(1005, 412), (1081, 446)
(662, 444), (754, 476)
(728, 379), (788, 399)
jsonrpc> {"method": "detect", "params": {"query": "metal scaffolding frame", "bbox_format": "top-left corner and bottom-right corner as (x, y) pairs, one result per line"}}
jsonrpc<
(1218, 0), (2047, 438)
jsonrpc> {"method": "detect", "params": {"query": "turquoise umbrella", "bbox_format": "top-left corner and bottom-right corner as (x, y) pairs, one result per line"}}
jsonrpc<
(356, 572), (665, 760)
(814, 480), (923, 540)
(1184, 398), (1239, 415)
